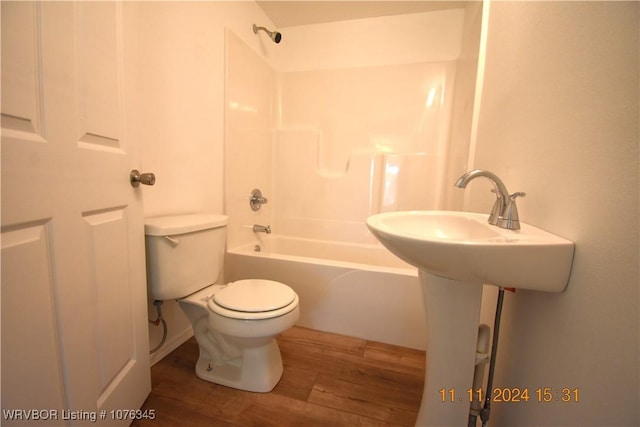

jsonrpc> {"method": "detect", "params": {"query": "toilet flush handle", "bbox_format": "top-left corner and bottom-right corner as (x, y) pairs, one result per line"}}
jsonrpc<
(164, 235), (180, 246)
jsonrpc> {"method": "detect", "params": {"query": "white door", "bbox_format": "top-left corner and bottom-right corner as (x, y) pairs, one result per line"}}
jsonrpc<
(1, 2), (151, 425)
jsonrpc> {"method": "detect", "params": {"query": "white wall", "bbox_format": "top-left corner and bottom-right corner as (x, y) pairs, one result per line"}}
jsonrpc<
(276, 8), (465, 232)
(469, 2), (639, 425)
(224, 29), (277, 250)
(443, 1), (483, 210)
(225, 6), (479, 249)
(272, 8), (464, 72)
(136, 1), (276, 218)
(128, 1), (277, 363)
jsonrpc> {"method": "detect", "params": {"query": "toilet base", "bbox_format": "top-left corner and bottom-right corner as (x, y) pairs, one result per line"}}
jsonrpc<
(194, 338), (284, 393)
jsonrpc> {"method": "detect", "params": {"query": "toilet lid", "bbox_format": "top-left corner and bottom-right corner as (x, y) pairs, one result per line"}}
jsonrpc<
(212, 279), (296, 313)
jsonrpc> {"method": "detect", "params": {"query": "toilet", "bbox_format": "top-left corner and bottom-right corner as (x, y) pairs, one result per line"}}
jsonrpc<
(144, 214), (299, 392)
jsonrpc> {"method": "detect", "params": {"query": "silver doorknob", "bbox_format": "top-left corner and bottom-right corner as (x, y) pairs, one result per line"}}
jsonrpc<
(130, 169), (156, 187)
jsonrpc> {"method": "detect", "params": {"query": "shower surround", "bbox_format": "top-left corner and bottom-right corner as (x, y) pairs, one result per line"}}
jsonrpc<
(224, 4), (482, 347)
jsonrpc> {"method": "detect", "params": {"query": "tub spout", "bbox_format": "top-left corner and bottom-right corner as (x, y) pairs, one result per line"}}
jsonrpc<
(253, 224), (271, 234)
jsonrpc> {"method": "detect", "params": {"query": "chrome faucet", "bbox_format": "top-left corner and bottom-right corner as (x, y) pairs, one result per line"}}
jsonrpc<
(455, 169), (525, 230)
(252, 224), (271, 234)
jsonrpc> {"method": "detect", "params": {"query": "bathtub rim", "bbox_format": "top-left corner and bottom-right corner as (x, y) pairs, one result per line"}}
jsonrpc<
(227, 237), (418, 277)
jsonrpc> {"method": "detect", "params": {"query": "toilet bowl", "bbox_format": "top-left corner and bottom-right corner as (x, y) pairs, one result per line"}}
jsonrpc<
(144, 214), (300, 392)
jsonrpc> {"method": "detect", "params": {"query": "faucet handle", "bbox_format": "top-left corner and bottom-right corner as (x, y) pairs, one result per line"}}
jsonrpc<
(489, 192), (524, 227)
(491, 189), (526, 199)
(250, 188), (268, 211)
(498, 192), (526, 230)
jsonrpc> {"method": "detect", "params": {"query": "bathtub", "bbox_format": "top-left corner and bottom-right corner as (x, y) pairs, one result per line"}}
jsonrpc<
(224, 235), (426, 350)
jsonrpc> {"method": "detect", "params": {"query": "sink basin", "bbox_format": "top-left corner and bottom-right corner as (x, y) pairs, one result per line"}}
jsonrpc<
(366, 210), (575, 426)
(366, 210), (574, 292)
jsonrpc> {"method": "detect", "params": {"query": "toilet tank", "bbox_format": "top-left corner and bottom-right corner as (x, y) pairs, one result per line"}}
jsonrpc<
(144, 214), (228, 301)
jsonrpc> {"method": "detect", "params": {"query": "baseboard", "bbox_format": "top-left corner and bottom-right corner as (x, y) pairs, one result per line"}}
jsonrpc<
(149, 327), (194, 366)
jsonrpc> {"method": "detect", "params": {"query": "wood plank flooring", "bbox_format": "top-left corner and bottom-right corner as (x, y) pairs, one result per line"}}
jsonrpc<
(132, 326), (425, 427)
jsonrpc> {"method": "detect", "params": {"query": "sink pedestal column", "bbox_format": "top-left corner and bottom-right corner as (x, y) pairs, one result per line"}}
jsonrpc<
(417, 272), (483, 426)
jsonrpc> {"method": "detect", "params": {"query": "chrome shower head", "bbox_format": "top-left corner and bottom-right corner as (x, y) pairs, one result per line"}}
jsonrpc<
(252, 24), (282, 44)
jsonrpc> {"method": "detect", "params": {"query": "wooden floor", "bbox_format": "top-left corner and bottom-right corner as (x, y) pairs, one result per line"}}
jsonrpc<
(132, 326), (426, 427)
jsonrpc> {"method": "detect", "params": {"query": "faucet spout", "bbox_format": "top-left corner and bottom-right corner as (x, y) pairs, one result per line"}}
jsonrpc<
(455, 169), (524, 230)
(455, 169), (510, 201)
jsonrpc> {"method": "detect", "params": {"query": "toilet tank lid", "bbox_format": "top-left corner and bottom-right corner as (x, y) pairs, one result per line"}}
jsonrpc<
(144, 214), (228, 236)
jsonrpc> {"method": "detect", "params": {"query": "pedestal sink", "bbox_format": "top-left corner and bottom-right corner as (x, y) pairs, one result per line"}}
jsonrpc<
(366, 211), (574, 426)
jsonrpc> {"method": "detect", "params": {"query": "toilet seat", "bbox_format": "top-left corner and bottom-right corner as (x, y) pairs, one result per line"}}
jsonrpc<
(208, 279), (298, 320)
(213, 279), (296, 312)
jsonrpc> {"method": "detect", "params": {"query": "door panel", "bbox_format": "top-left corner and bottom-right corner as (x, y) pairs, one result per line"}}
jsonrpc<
(1, 222), (66, 426)
(75, 1), (122, 151)
(0, 1), (45, 142)
(82, 208), (135, 398)
(1, 2), (150, 424)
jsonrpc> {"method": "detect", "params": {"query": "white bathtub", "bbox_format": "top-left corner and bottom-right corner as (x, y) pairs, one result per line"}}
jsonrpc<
(224, 235), (426, 350)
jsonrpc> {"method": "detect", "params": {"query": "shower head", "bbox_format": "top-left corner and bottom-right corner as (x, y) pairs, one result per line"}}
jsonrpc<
(252, 24), (282, 44)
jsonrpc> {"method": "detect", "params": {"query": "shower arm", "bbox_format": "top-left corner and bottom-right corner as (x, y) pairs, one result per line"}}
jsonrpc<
(252, 24), (282, 44)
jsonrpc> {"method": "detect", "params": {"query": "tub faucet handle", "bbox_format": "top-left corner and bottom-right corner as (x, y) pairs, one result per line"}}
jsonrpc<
(250, 188), (268, 211)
